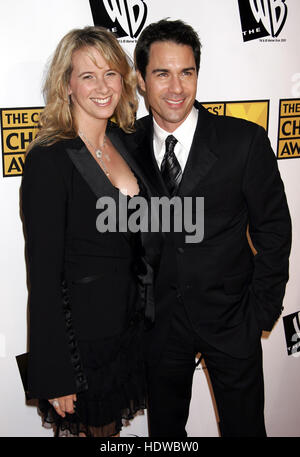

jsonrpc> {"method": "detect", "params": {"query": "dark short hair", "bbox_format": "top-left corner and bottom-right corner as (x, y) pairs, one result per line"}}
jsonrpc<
(135, 19), (201, 79)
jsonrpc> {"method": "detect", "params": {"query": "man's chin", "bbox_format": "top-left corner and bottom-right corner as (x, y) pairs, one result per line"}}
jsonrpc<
(162, 113), (189, 129)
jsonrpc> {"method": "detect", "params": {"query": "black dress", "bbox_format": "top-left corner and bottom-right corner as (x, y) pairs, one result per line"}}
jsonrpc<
(21, 128), (150, 437)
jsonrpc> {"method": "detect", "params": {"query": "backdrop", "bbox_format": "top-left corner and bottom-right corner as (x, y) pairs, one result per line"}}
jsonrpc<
(0, 0), (299, 437)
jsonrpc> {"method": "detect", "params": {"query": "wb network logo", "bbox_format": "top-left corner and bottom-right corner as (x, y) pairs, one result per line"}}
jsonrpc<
(238, 0), (288, 42)
(89, 0), (147, 39)
(283, 311), (300, 357)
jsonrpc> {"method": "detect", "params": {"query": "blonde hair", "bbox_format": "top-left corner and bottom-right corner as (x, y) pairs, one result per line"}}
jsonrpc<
(28, 26), (137, 151)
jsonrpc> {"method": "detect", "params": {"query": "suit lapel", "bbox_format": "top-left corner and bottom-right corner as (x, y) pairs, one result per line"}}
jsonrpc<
(66, 135), (132, 244)
(121, 121), (167, 263)
(130, 117), (168, 197)
(108, 126), (140, 178)
(132, 103), (219, 198)
(178, 103), (219, 196)
(66, 138), (115, 198)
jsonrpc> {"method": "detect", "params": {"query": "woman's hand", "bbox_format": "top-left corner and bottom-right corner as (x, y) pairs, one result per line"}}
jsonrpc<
(48, 394), (77, 417)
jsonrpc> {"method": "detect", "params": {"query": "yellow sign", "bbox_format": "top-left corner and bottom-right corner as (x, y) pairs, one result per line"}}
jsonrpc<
(202, 100), (269, 131)
(202, 103), (225, 116)
(277, 99), (300, 159)
(1, 107), (43, 176)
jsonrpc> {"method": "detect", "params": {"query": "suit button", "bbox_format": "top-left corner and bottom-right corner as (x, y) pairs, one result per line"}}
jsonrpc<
(176, 291), (183, 302)
(177, 247), (184, 254)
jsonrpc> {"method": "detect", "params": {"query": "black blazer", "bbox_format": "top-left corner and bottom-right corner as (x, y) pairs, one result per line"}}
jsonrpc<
(21, 125), (157, 399)
(125, 101), (292, 361)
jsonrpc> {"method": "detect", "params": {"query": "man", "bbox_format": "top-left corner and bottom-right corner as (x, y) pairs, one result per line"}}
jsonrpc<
(127, 19), (291, 437)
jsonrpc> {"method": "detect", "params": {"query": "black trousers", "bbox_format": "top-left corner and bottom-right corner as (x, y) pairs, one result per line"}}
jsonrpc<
(146, 302), (266, 437)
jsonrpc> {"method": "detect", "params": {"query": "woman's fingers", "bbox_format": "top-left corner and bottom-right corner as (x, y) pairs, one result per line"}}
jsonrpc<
(49, 398), (66, 417)
(64, 396), (75, 414)
(48, 394), (76, 417)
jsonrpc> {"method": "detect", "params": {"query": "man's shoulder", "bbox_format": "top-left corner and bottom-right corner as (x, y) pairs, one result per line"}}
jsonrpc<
(135, 114), (152, 131)
(123, 114), (152, 147)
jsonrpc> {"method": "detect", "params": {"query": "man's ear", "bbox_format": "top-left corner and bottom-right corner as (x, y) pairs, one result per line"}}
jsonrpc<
(137, 71), (146, 93)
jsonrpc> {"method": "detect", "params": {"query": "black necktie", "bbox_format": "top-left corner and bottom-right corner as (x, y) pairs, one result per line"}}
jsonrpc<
(160, 135), (182, 196)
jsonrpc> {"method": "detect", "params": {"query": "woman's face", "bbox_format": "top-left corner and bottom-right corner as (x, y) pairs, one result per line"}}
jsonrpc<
(68, 46), (122, 126)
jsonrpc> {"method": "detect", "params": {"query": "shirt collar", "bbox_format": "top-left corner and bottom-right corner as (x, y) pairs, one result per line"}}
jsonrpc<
(153, 106), (198, 159)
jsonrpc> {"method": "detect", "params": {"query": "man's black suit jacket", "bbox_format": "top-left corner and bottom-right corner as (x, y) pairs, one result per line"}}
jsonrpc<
(126, 101), (292, 363)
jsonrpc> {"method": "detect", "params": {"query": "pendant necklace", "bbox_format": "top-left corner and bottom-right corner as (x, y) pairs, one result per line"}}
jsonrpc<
(79, 130), (110, 177)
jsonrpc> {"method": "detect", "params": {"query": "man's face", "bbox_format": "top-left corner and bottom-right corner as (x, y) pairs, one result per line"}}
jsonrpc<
(137, 41), (198, 132)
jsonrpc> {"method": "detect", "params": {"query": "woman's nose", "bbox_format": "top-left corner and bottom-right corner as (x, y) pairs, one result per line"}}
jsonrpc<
(95, 76), (110, 94)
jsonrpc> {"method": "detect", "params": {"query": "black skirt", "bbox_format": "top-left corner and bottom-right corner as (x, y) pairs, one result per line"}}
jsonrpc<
(38, 312), (146, 437)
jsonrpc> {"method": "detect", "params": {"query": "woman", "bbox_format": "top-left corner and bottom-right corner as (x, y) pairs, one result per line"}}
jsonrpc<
(21, 26), (148, 437)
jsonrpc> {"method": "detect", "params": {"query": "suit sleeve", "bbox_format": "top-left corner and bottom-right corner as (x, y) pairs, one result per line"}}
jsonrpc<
(21, 147), (78, 399)
(243, 125), (292, 331)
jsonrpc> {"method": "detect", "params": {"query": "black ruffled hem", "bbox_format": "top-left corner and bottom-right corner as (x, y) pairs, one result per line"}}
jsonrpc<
(37, 311), (147, 437)
(38, 396), (146, 437)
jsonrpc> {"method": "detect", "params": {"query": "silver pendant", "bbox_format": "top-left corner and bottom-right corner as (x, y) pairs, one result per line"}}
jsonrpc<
(95, 149), (102, 159)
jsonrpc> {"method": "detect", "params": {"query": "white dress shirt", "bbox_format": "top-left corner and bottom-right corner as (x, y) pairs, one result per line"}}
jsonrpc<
(153, 106), (199, 172)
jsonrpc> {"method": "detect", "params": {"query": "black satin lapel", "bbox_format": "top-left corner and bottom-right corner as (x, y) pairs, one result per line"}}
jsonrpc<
(178, 109), (219, 196)
(107, 128), (152, 194)
(107, 128), (138, 176)
(66, 144), (131, 244)
(109, 128), (167, 268)
(66, 144), (114, 198)
(132, 124), (167, 197)
(178, 137), (218, 196)
(148, 140), (169, 196)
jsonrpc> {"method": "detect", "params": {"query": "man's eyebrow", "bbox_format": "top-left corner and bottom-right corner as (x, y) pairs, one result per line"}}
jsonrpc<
(181, 67), (196, 72)
(152, 68), (169, 74)
(152, 67), (196, 74)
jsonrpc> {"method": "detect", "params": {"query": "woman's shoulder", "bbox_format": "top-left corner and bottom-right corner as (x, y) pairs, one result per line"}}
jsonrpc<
(26, 137), (81, 167)
(23, 138), (83, 185)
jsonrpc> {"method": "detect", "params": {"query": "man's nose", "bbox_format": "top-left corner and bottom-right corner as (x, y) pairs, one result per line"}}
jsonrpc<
(169, 75), (184, 94)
